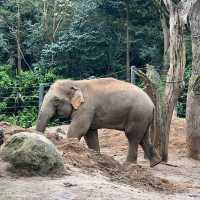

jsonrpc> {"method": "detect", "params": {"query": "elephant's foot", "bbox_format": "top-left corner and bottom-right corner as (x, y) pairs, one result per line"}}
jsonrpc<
(150, 156), (162, 167)
(148, 147), (162, 167)
(123, 161), (142, 169)
(124, 160), (137, 165)
(67, 137), (80, 143)
(125, 157), (137, 164)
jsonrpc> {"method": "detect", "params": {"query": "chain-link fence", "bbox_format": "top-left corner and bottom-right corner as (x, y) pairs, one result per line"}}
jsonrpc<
(0, 67), (188, 128)
(0, 69), (128, 128)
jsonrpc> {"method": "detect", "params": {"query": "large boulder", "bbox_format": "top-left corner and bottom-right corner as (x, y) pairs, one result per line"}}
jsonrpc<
(0, 132), (64, 175)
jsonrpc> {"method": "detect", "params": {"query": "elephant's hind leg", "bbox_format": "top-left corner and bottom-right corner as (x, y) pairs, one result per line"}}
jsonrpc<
(125, 120), (147, 164)
(125, 132), (139, 163)
(140, 131), (161, 167)
(84, 129), (100, 152)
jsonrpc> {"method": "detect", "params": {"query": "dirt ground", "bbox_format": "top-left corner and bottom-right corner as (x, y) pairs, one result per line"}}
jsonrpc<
(0, 117), (200, 200)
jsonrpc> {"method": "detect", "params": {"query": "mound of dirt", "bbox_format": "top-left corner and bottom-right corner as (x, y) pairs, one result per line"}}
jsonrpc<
(0, 122), (36, 142)
(58, 139), (181, 193)
(0, 122), (26, 136)
(0, 121), (185, 193)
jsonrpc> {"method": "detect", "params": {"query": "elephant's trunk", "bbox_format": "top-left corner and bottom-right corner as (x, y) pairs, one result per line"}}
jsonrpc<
(36, 102), (55, 133)
(36, 111), (49, 133)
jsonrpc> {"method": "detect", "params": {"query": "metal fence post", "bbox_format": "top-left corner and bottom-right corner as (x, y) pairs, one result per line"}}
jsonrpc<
(38, 83), (45, 110)
(131, 66), (136, 85)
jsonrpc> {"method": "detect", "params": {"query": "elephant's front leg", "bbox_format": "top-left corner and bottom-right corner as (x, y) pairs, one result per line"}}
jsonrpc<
(67, 114), (93, 140)
(84, 129), (100, 152)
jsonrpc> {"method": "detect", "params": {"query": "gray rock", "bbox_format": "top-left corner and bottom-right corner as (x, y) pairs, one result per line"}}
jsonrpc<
(0, 132), (64, 175)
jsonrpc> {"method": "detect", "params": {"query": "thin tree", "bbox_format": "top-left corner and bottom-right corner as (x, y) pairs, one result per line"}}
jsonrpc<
(133, 0), (186, 161)
(152, 0), (170, 74)
(125, 0), (130, 82)
(16, 0), (22, 74)
(41, 0), (72, 65)
(185, 0), (200, 160)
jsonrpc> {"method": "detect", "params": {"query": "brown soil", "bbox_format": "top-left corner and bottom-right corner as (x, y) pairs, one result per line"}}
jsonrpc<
(0, 117), (200, 200)
(57, 139), (178, 192)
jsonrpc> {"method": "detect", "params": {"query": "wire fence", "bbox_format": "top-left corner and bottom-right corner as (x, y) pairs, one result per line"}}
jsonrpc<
(0, 67), (189, 128)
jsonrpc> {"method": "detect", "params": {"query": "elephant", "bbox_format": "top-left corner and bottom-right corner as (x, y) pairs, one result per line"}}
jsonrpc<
(0, 129), (4, 145)
(36, 78), (161, 167)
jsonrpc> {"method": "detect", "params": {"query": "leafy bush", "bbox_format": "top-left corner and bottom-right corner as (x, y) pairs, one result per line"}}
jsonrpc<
(176, 64), (192, 118)
(0, 65), (58, 128)
(6, 107), (38, 128)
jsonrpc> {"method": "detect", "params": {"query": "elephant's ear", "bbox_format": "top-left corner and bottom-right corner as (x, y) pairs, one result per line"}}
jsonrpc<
(71, 86), (84, 110)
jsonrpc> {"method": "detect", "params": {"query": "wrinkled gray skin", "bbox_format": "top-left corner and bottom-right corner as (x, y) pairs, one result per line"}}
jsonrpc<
(36, 78), (161, 167)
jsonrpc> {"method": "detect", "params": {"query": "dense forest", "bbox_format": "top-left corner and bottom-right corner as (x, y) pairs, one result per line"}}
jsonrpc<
(0, 0), (191, 128)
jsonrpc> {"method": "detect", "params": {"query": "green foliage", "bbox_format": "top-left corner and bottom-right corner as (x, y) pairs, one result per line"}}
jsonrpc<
(40, 0), (163, 78)
(98, 0), (163, 66)
(13, 107), (38, 128)
(0, 108), (37, 128)
(176, 33), (192, 118)
(0, 102), (7, 112)
(0, 64), (58, 128)
(0, 71), (12, 88)
(0, 0), (163, 77)
(184, 64), (192, 82)
(177, 64), (192, 118)
(176, 102), (185, 118)
(0, 0), (192, 127)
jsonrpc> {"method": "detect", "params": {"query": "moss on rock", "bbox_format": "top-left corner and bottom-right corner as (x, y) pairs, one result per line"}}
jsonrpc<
(0, 132), (64, 175)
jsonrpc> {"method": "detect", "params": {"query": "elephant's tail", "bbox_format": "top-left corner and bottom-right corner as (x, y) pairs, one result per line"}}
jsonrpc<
(150, 107), (163, 164)
(142, 107), (162, 167)
(150, 107), (156, 145)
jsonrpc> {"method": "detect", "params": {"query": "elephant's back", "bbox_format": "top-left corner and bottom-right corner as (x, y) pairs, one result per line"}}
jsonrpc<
(89, 78), (153, 108)
(82, 78), (154, 130)
(89, 78), (154, 118)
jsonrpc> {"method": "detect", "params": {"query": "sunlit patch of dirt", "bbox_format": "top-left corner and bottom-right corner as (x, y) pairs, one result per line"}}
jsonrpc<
(57, 139), (182, 193)
(0, 117), (200, 199)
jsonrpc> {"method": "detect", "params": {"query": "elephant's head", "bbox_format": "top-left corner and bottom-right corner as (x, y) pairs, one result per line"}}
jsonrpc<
(36, 80), (84, 132)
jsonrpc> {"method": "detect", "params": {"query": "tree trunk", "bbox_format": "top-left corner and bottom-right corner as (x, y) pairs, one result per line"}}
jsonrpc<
(125, 1), (130, 82)
(160, 14), (170, 74)
(16, 2), (22, 74)
(132, 1), (186, 162)
(161, 1), (186, 161)
(43, 0), (48, 43)
(186, 0), (200, 160)
(145, 65), (164, 157)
